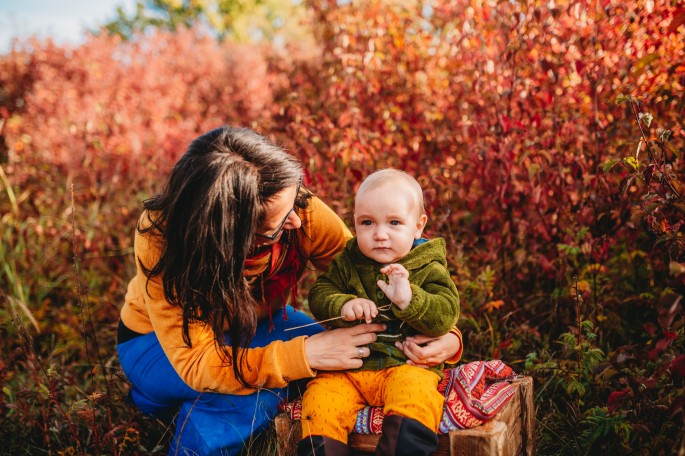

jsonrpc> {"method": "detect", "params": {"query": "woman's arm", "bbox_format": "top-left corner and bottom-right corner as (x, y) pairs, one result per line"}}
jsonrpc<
(298, 196), (352, 271)
(133, 227), (316, 395)
(148, 286), (384, 393)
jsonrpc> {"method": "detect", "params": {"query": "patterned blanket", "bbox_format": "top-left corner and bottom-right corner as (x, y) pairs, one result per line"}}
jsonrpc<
(279, 360), (518, 435)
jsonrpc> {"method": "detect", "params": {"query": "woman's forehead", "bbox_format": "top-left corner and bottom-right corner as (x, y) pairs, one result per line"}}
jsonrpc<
(262, 185), (298, 223)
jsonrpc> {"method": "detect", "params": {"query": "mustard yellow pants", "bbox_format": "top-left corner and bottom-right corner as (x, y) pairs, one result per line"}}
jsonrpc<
(300, 364), (444, 443)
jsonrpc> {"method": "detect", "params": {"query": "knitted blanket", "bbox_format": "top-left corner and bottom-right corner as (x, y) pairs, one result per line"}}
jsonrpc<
(279, 360), (518, 435)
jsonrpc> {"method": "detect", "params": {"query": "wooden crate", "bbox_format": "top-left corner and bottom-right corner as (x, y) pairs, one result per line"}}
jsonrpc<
(275, 376), (534, 456)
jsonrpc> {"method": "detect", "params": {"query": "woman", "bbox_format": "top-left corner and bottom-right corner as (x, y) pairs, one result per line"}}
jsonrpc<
(116, 126), (462, 455)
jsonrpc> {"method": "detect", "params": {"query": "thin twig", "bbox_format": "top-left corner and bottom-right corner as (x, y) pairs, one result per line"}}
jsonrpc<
(284, 303), (393, 332)
(69, 184), (116, 453)
(7, 300), (84, 453)
(283, 314), (343, 331)
(629, 100), (680, 198)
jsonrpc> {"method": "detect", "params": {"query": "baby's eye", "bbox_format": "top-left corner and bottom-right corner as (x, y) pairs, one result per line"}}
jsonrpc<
(360, 220), (372, 226)
(390, 220), (401, 226)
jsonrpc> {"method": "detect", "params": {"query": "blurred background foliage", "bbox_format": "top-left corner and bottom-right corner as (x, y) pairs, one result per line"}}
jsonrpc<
(0, 0), (683, 454)
(103, 0), (316, 44)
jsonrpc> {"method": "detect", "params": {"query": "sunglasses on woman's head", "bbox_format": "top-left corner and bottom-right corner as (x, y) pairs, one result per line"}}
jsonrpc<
(255, 179), (302, 241)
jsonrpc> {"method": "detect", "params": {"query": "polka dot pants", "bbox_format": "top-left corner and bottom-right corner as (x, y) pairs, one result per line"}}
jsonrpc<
(300, 365), (444, 443)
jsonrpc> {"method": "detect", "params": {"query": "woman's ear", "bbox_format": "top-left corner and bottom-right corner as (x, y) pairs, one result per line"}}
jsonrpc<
(414, 214), (428, 239)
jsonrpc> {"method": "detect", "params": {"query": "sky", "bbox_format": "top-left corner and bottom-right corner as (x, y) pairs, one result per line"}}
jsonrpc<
(0, 0), (138, 53)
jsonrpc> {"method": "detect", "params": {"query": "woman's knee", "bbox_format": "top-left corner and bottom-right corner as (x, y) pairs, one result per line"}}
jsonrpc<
(172, 390), (282, 455)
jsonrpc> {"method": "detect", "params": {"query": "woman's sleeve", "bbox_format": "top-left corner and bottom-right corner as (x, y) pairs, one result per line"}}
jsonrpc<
(299, 196), (352, 272)
(136, 229), (316, 396)
(445, 327), (463, 365)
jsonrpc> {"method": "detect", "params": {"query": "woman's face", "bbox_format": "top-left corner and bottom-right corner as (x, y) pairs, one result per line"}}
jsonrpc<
(254, 183), (302, 246)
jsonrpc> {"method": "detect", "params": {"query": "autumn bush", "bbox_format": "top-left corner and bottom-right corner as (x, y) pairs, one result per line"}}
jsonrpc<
(0, 0), (683, 454)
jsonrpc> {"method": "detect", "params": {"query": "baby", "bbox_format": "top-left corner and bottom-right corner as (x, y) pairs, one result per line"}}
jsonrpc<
(298, 168), (460, 456)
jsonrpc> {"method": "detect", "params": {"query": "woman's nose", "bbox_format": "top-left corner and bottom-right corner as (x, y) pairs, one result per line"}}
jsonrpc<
(284, 211), (302, 230)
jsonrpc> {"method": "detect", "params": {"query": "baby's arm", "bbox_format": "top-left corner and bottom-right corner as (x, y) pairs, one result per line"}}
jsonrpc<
(377, 263), (412, 310)
(392, 261), (460, 337)
(309, 250), (367, 328)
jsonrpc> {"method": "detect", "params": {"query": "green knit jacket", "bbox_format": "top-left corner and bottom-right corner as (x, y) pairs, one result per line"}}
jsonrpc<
(308, 237), (460, 376)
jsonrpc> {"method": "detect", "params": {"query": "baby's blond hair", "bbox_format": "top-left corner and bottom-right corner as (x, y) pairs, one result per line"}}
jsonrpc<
(356, 169), (425, 214)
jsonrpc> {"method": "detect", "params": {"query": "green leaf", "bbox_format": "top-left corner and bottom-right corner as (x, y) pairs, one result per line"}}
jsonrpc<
(38, 383), (50, 400)
(616, 94), (628, 105)
(601, 159), (619, 173)
(524, 352), (538, 370)
(70, 399), (87, 413)
(576, 227), (590, 240)
(580, 320), (595, 333)
(559, 332), (577, 348)
(566, 379), (586, 397)
(658, 129), (672, 141)
(584, 348), (606, 371)
(632, 53), (659, 76)
(638, 112), (653, 127)
(623, 157), (639, 171)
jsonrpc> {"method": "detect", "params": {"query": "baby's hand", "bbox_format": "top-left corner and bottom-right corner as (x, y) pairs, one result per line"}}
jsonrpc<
(341, 298), (379, 323)
(377, 264), (412, 310)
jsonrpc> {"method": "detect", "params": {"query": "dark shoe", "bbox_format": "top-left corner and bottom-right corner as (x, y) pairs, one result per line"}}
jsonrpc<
(374, 415), (438, 456)
(297, 435), (351, 456)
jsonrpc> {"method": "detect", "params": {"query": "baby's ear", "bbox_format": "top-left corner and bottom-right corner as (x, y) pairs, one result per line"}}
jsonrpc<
(414, 214), (428, 238)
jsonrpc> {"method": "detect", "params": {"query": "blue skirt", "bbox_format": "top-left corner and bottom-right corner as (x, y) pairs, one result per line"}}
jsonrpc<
(117, 305), (323, 456)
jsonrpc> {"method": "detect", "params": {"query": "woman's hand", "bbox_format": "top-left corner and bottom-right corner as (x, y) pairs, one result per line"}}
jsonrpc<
(395, 331), (461, 368)
(304, 323), (385, 371)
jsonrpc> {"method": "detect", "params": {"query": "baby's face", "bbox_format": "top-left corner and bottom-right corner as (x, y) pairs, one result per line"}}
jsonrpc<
(354, 183), (427, 264)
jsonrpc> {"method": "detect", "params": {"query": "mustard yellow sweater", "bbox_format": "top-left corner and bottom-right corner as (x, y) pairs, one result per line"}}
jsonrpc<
(120, 196), (352, 395)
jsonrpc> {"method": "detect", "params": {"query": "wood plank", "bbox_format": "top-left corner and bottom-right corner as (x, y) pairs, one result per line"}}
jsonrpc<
(498, 381), (523, 456)
(348, 434), (378, 453)
(449, 420), (506, 456)
(496, 383), (521, 427)
(345, 433), (453, 455)
(517, 376), (536, 456)
(504, 418), (522, 455)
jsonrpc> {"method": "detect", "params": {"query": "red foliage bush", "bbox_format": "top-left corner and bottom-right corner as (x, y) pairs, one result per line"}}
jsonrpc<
(3, 28), (280, 185)
(276, 0), (684, 351)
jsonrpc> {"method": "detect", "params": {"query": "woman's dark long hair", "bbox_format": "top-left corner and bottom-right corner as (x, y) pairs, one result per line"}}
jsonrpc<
(139, 126), (303, 387)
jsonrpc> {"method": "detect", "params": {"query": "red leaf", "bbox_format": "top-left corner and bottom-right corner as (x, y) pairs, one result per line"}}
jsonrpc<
(642, 322), (657, 337)
(607, 388), (631, 412)
(655, 332), (677, 351)
(498, 338), (512, 349)
(667, 8), (685, 34)
(670, 355), (685, 382)
(643, 163), (655, 186)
